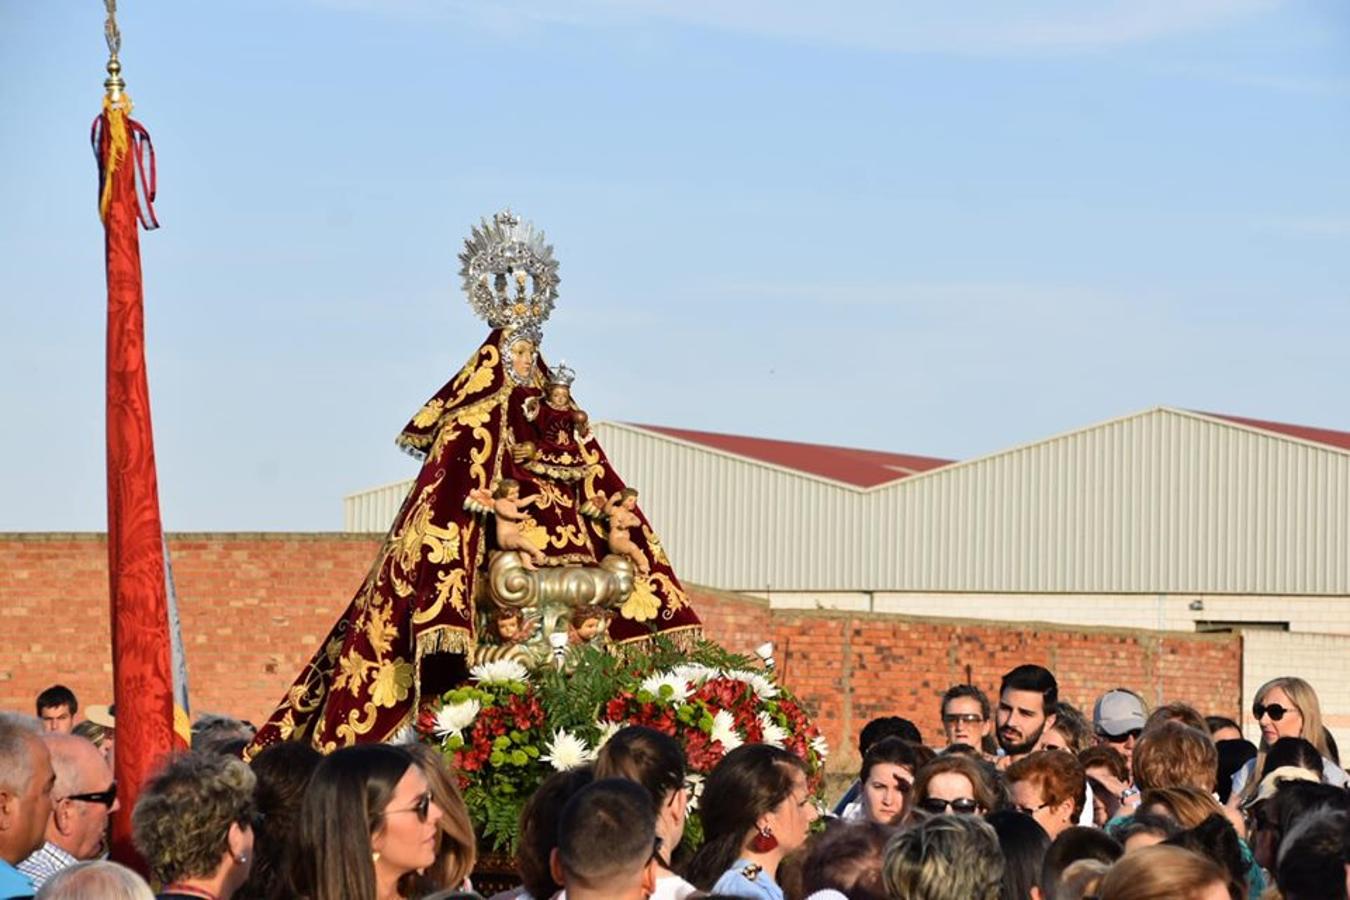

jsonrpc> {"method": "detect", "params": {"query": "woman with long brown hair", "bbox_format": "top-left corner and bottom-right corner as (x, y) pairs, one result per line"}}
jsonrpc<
(404, 744), (478, 897)
(685, 744), (818, 899)
(292, 744), (444, 900)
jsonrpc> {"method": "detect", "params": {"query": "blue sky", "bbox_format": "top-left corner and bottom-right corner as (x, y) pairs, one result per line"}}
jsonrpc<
(1, 1), (1347, 531)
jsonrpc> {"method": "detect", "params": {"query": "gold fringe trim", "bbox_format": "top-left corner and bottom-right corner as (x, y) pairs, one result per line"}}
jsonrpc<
(416, 625), (474, 658)
(609, 625), (703, 657)
(412, 625), (474, 733)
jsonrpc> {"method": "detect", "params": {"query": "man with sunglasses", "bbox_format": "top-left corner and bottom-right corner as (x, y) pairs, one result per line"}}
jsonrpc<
(1092, 688), (1147, 769)
(17, 734), (117, 890)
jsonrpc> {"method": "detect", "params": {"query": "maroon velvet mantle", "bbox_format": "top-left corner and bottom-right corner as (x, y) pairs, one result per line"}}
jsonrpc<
(248, 330), (701, 755)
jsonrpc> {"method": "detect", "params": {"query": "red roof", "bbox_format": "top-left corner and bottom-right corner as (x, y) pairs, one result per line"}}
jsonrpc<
(627, 424), (953, 488)
(1201, 412), (1350, 453)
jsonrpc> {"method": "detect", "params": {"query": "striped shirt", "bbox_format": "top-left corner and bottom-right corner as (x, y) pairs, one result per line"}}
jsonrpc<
(17, 842), (78, 890)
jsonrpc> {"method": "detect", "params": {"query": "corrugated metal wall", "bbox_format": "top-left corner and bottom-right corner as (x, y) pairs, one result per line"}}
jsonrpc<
(868, 409), (1349, 594)
(342, 410), (1350, 595)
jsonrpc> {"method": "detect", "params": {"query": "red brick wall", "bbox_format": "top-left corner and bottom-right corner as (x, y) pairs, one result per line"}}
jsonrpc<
(0, 535), (1240, 770)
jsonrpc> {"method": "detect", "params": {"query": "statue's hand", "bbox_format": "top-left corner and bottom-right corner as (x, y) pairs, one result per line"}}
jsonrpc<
(511, 441), (536, 463)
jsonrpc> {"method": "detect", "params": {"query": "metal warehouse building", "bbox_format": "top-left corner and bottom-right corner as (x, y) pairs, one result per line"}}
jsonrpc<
(346, 407), (1349, 626)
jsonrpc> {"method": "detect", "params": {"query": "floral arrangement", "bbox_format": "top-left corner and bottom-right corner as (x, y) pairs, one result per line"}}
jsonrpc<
(415, 639), (828, 853)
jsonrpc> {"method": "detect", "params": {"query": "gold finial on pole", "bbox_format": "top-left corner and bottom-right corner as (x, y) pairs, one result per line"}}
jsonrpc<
(103, 0), (126, 104)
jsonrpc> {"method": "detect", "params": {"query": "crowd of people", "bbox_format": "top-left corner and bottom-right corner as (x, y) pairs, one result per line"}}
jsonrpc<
(1, 668), (1348, 900)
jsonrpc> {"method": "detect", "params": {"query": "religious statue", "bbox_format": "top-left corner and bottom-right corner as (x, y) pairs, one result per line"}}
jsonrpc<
(246, 211), (701, 756)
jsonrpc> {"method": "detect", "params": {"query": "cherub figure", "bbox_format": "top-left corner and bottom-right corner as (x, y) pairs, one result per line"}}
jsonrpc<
(603, 488), (650, 575)
(490, 608), (538, 645)
(468, 479), (547, 569)
(568, 605), (609, 646)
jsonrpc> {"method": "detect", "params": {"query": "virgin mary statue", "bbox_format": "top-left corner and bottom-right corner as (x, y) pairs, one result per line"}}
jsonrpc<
(247, 211), (701, 756)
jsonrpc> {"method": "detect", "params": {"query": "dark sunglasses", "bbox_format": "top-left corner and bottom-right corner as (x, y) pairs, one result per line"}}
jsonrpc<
(66, 782), (117, 808)
(1013, 800), (1052, 816)
(1253, 703), (1296, 722)
(1099, 729), (1141, 744)
(942, 713), (985, 725)
(382, 791), (433, 823)
(917, 797), (980, 815)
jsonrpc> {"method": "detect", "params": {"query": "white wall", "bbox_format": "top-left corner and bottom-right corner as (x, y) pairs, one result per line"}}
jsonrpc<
(759, 591), (1350, 635)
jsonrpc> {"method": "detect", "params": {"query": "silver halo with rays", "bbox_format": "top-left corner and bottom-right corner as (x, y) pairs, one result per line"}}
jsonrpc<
(459, 210), (560, 329)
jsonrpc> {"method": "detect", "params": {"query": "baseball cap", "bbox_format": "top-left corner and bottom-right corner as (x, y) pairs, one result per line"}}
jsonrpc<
(1093, 690), (1146, 736)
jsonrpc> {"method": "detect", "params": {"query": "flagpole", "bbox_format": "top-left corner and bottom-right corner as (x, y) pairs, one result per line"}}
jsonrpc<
(96, 0), (179, 871)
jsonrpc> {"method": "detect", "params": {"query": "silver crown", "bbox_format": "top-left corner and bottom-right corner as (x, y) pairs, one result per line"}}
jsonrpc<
(459, 210), (560, 329)
(548, 361), (576, 388)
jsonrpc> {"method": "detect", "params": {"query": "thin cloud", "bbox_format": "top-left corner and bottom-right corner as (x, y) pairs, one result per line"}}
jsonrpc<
(305, 0), (1282, 55)
(1251, 215), (1350, 239)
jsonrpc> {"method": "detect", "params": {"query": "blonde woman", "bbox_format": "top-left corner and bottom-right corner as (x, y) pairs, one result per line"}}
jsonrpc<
(1097, 845), (1229, 900)
(881, 814), (1003, 900)
(1138, 787), (1226, 829)
(131, 752), (257, 900)
(1229, 677), (1346, 809)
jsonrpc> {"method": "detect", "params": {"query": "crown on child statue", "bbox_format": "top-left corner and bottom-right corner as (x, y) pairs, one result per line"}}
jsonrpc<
(548, 361), (576, 388)
(459, 210), (561, 330)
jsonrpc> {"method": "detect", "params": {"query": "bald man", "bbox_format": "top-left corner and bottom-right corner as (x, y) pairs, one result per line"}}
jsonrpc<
(0, 720), (55, 899)
(18, 734), (117, 890)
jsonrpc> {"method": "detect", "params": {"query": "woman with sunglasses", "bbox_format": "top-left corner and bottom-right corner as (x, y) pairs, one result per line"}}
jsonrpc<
(403, 744), (478, 898)
(1227, 677), (1347, 811)
(906, 755), (999, 824)
(685, 744), (818, 900)
(131, 752), (256, 900)
(293, 744), (444, 900)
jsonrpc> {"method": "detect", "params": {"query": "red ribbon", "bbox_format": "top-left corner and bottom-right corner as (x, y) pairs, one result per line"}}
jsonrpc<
(91, 113), (160, 230)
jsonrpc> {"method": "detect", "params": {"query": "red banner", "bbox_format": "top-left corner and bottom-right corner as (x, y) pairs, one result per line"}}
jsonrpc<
(94, 98), (179, 870)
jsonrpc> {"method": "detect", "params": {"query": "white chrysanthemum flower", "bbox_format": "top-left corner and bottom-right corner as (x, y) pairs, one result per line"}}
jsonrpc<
(469, 658), (530, 685)
(433, 699), (481, 739)
(757, 712), (788, 748)
(542, 727), (596, 771)
(684, 773), (706, 811)
(388, 722), (419, 746)
(670, 663), (717, 685)
(595, 720), (625, 750)
(723, 669), (779, 700)
(810, 735), (830, 759)
(640, 672), (692, 704)
(710, 709), (743, 752)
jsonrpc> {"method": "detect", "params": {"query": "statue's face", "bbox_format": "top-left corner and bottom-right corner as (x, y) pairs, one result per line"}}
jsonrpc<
(547, 384), (570, 406)
(622, 494), (637, 510)
(509, 340), (535, 379)
(576, 617), (603, 641)
(498, 617), (520, 640)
